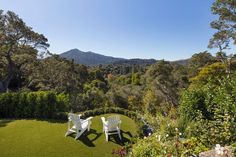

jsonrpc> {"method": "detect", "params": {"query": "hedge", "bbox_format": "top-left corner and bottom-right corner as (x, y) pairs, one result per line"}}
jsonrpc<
(80, 107), (141, 120)
(0, 92), (151, 136)
(0, 91), (69, 119)
(80, 107), (150, 136)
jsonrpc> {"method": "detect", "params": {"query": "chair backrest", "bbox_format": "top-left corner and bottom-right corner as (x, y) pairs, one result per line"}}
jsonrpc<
(107, 115), (121, 131)
(68, 113), (82, 130)
(107, 115), (120, 121)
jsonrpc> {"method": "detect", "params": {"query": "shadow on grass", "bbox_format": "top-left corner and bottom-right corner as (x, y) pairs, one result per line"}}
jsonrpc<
(108, 130), (133, 146)
(68, 129), (102, 147)
(0, 119), (13, 128)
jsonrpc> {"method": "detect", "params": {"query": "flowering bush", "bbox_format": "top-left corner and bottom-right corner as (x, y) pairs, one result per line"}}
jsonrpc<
(179, 77), (236, 147)
(112, 147), (127, 157)
(131, 132), (208, 157)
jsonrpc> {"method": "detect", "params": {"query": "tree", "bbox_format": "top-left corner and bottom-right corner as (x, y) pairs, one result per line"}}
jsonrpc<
(187, 51), (215, 77)
(210, 0), (236, 45)
(131, 72), (140, 85)
(190, 62), (226, 85)
(0, 10), (49, 92)
(27, 55), (88, 93)
(142, 89), (163, 115)
(146, 60), (178, 106)
(209, 0), (236, 74)
(211, 0), (236, 26)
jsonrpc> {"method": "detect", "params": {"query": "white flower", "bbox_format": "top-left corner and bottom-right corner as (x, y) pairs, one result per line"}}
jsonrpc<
(215, 144), (221, 148)
(175, 128), (178, 131)
(215, 144), (224, 155)
(156, 135), (161, 141)
(166, 134), (169, 137)
(179, 133), (182, 136)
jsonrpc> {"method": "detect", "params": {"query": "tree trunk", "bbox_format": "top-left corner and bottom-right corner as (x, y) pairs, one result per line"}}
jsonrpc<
(0, 73), (14, 92)
(0, 81), (7, 92)
(0, 56), (15, 93)
(0, 48), (17, 92)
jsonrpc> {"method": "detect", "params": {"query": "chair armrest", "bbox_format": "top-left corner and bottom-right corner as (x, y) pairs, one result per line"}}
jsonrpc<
(86, 117), (93, 121)
(80, 117), (93, 124)
(101, 117), (108, 126)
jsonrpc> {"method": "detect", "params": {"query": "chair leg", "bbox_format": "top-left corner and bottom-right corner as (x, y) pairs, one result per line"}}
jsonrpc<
(75, 129), (80, 140)
(65, 129), (73, 137)
(118, 133), (122, 140)
(117, 130), (122, 140)
(76, 130), (84, 140)
(65, 131), (70, 137)
(88, 122), (91, 132)
(105, 132), (108, 142)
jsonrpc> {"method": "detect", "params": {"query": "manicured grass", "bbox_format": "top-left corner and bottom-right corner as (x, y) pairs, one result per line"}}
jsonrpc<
(0, 114), (138, 157)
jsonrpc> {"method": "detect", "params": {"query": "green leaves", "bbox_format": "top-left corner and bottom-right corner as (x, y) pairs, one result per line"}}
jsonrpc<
(179, 75), (236, 146)
(190, 62), (226, 85)
(0, 91), (68, 119)
(209, 0), (236, 57)
(0, 10), (49, 92)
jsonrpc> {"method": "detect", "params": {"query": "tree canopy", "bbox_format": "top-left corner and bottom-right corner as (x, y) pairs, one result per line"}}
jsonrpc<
(0, 10), (49, 92)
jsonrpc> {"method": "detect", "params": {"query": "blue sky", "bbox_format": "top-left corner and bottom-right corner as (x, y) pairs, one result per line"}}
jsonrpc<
(0, 0), (218, 60)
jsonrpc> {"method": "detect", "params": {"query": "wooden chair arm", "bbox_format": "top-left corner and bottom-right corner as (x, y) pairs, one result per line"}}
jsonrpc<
(101, 117), (108, 126)
(81, 117), (93, 123)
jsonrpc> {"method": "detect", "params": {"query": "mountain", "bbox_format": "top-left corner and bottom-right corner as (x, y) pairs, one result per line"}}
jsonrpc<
(112, 58), (157, 65)
(60, 48), (188, 66)
(60, 49), (124, 66)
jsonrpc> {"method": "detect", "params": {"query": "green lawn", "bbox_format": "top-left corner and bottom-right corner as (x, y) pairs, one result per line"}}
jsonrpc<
(0, 114), (138, 157)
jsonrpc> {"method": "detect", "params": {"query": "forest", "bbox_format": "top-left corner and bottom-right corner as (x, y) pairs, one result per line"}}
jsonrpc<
(0, 0), (236, 156)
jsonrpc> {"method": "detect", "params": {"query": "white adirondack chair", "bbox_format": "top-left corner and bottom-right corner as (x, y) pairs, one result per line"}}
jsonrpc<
(101, 115), (122, 142)
(65, 113), (93, 140)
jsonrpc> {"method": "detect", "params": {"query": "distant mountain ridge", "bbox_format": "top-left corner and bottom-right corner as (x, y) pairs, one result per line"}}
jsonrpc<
(60, 49), (125, 66)
(60, 48), (189, 66)
(112, 58), (157, 65)
(60, 49), (158, 66)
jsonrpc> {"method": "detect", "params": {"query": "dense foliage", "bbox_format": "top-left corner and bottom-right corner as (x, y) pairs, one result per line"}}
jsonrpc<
(132, 134), (208, 157)
(0, 10), (49, 92)
(0, 0), (236, 156)
(0, 91), (68, 119)
(179, 76), (236, 146)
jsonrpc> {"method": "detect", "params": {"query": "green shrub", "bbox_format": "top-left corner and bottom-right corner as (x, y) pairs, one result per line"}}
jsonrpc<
(53, 112), (68, 120)
(179, 77), (236, 146)
(25, 92), (36, 118)
(132, 133), (208, 157)
(132, 137), (162, 157)
(56, 93), (69, 112)
(0, 91), (68, 119)
(181, 137), (208, 156)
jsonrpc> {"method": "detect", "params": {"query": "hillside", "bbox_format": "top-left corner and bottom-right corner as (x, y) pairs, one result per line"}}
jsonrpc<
(60, 49), (124, 66)
(60, 48), (190, 67)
